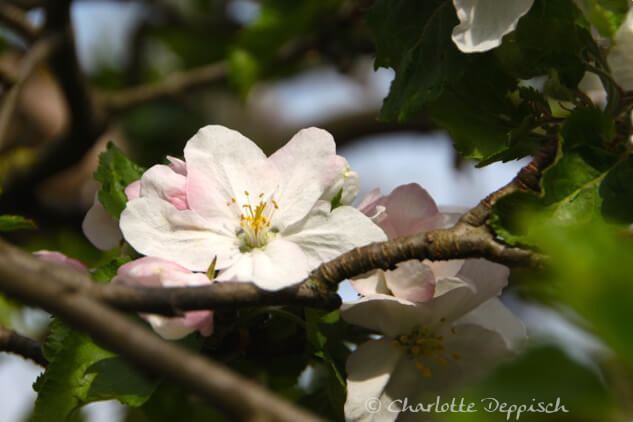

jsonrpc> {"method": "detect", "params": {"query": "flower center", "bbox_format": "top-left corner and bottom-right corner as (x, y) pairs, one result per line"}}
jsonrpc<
(227, 191), (279, 249)
(391, 318), (460, 377)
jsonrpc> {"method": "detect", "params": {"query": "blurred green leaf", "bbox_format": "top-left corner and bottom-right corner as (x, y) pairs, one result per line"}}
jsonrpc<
(442, 345), (614, 422)
(0, 215), (37, 232)
(560, 106), (614, 150)
(92, 257), (132, 284)
(574, 0), (629, 39)
(228, 48), (260, 96)
(94, 143), (145, 219)
(599, 155), (633, 224)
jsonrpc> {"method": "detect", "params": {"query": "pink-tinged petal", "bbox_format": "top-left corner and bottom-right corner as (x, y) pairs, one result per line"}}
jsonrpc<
(269, 127), (341, 229)
(113, 257), (214, 340)
(33, 250), (88, 272)
(455, 258), (509, 307)
(184, 125), (276, 222)
(457, 298), (526, 350)
(358, 188), (382, 214)
(82, 195), (122, 250)
(166, 155), (187, 175)
(383, 260), (436, 303)
(344, 338), (406, 422)
(120, 196), (240, 272)
(125, 181), (141, 201)
(350, 271), (390, 297)
(215, 238), (310, 290)
(284, 202), (387, 269)
(451, 0), (535, 53)
(377, 184), (439, 238)
(140, 164), (188, 210)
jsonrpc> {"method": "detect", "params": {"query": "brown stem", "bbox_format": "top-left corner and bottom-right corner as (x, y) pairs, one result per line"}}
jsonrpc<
(0, 324), (47, 366)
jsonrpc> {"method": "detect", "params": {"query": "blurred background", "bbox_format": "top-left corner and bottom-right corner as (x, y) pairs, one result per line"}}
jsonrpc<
(0, 1), (622, 421)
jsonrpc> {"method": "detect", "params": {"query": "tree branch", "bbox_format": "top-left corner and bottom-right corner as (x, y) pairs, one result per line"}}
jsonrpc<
(0, 242), (325, 422)
(0, 35), (60, 150)
(308, 142), (558, 288)
(0, 323), (47, 366)
(0, 3), (39, 42)
(99, 61), (229, 115)
(0, 238), (340, 314)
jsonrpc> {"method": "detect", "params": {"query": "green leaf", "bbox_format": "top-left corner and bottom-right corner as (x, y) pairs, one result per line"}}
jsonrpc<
(495, 0), (587, 86)
(0, 215), (37, 232)
(91, 257), (132, 284)
(380, 2), (466, 121)
(85, 357), (157, 407)
(490, 150), (607, 245)
(33, 320), (154, 421)
(366, 0), (441, 69)
(599, 154), (633, 223)
(94, 143), (145, 220)
(573, 0), (629, 39)
(560, 106), (614, 150)
(33, 322), (114, 422)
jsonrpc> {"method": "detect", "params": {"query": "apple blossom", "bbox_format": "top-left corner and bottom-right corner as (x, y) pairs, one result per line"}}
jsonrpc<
(33, 250), (89, 273)
(342, 184), (526, 421)
(120, 125), (386, 291)
(451, 0), (535, 53)
(112, 257), (214, 340)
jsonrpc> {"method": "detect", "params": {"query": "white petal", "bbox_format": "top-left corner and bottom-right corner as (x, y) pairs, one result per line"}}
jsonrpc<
(269, 127), (340, 229)
(145, 314), (197, 340)
(216, 238), (310, 290)
(284, 202), (387, 269)
(383, 260), (436, 303)
(608, 8), (633, 91)
(439, 322), (515, 383)
(342, 295), (432, 337)
(184, 125), (277, 222)
(457, 298), (527, 349)
(350, 270), (390, 296)
(344, 338), (405, 422)
(120, 196), (239, 271)
(428, 259), (464, 279)
(82, 195), (122, 250)
(455, 258), (509, 306)
(451, 0), (535, 53)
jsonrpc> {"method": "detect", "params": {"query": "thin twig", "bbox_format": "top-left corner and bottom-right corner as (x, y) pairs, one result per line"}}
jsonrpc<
(99, 61), (229, 115)
(0, 324), (47, 366)
(0, 35), (60, 150)
(0, 3), (39, 42)
(0, 242), (325, 422)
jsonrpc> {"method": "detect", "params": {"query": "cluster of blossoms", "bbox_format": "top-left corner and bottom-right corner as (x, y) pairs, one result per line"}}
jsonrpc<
(36, 124), (525, 420)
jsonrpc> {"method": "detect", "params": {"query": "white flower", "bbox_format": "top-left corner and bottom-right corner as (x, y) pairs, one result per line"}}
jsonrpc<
(451, 0), (535, 53)
(608, 8), (633, 91)
(120, 125), (386, 291)
(342, 266), (526, 422)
